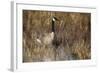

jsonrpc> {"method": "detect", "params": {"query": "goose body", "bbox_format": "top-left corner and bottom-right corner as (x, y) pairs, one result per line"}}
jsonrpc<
(42, 32), (54, 45)
(36, 31), (54, 45)
(36, 17), (57, 46)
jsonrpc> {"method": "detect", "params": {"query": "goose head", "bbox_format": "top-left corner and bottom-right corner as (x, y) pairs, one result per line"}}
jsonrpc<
(52, 17), (58, 22)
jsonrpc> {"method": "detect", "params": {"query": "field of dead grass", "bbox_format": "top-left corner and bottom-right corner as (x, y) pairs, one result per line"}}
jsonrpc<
(23, 10), (91, 62)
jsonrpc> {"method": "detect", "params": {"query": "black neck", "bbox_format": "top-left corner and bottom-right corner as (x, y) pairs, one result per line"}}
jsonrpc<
(52, 20), (55, 32)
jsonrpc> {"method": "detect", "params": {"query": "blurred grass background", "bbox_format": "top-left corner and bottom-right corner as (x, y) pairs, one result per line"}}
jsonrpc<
(23, 10), (91, 62)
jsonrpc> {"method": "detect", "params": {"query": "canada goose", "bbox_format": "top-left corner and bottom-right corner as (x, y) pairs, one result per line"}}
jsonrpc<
(36, 17), (58, 45)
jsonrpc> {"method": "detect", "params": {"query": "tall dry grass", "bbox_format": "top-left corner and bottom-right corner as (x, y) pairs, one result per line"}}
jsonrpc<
(23, 10), (91, 62)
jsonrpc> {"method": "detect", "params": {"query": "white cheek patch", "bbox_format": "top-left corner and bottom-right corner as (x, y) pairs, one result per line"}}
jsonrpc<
(53, 18), (56, 21)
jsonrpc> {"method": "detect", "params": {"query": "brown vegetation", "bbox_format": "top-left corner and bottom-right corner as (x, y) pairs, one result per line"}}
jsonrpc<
(23, 10), (91, 62)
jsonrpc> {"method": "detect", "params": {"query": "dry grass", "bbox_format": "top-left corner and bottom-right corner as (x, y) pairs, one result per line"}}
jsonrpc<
(72, 40), (91, 59)
(23, 10), (91, 62)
